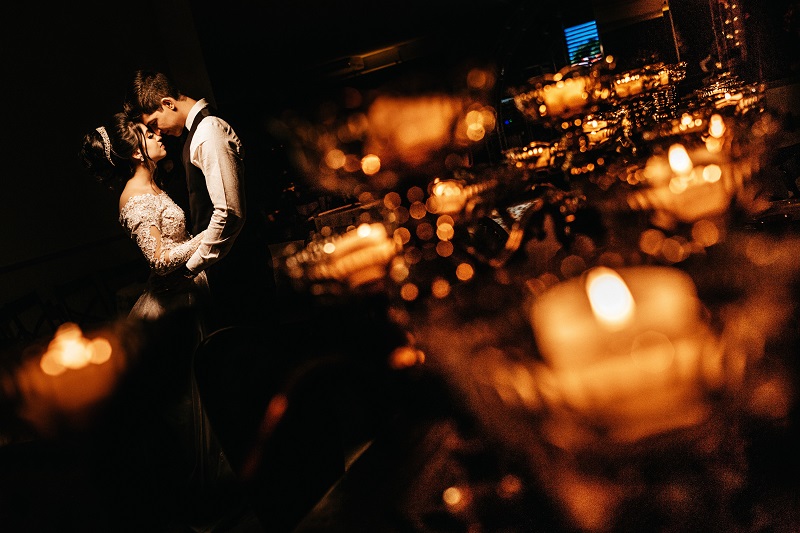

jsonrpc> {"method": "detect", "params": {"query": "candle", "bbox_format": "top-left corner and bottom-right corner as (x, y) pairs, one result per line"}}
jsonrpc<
(540, 76), (589, 116)
(627, 142), (740, 226)
(529, 266), (720, 443)
(582, 119), (612, 145)
(14, 323), (126, 434)
(614, 73), (644, 98)
(429, 179), (467, 215)
(307, 222), (398, 287)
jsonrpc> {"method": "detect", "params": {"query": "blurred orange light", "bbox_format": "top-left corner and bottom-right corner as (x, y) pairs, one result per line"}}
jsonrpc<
(585, 267), (635, 329)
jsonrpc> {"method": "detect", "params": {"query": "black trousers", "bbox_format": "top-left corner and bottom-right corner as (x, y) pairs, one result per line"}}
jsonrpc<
(203, 234), (277, 333)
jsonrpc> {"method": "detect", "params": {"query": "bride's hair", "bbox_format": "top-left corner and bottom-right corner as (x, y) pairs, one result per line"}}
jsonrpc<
(79, 112), (160, 192)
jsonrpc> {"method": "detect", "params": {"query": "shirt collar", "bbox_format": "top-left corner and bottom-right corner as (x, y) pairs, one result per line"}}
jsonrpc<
(185, 98), (209, 130)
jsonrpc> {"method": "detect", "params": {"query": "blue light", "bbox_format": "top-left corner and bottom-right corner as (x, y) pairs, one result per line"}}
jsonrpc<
(564, 20), (602, 66)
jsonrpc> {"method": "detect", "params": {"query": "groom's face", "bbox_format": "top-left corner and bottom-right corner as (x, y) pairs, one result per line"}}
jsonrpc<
(143, 100), (183, 137)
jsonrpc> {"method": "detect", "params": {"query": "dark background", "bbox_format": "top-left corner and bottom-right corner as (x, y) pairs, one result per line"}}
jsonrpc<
(1, 0), (797, 301)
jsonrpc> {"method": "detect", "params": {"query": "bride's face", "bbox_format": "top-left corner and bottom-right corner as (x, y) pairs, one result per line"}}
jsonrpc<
(139, 124), (167, 163)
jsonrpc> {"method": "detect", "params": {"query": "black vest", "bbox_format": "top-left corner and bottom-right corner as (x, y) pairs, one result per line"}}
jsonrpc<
(180, 105), (276, 329)
(183, 105), (217, 236)
(180, 105), (271, 277)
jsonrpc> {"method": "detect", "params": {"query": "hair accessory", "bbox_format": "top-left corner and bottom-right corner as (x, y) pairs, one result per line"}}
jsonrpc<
(95, 126), (115, 166)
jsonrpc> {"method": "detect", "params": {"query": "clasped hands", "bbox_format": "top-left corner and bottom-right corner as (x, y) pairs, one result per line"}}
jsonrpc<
(150, 266), (197, 294)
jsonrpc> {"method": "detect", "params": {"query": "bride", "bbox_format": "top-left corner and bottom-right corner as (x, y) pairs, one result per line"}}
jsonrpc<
(79, 112), (209, 329)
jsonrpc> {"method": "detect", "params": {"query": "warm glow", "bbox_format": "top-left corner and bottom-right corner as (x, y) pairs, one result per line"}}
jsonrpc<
(389, 345), (423, 369)
(455, 262), (474, 281)
(356, 223), (373, 238)
(324, 149), (346, 169)
(383, 191), (402, 209)
(709, 114), (726, 138)
(668, 144), (693, 176)
(431, 278), (451, 298)
(702, 164), (722, 183)
(466, 67), (495, 90)
(585, 267), (635, 329)
(360, 153), (381, 175)
(389, 260), (409, 282)
(669, 176), (690, 194)
(630, 331), (675, 372)
(429, 179), (466, 215)
(409, 201), (428, 220)
(365, 94), (463, 168)
(40, 323), (111, 375)
(400, 282), (419, 301)
(466, 122), (486, 141)
(436, 222), (454, 241)
(89, 338), (113, 364)
(442, 486), (463, 506)
(436, 240), (454, 257)
(394, 226), (412, 244)
(415, 222), (435, 241)
(433, 180), (463, 198)
(692, 219), (720, 246)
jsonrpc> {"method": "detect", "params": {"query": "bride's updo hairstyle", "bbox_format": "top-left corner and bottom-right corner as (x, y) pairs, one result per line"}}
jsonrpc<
(79, 112), (156, 192)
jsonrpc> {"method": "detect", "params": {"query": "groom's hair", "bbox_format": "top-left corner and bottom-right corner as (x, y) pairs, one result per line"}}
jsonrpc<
(123, 70), (182, 121)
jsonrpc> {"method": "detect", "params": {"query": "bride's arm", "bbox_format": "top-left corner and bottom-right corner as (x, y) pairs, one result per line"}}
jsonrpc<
(121, 196), (206, 276)
(157, 232), (207, 275)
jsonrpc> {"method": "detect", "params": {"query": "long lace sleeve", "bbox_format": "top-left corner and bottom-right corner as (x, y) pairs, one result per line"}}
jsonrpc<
(120, 194), (206, 276)
(157, 232), (206, 275)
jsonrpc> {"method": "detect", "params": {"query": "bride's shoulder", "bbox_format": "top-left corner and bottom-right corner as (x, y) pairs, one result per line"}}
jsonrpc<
(119, 185), (161, 213)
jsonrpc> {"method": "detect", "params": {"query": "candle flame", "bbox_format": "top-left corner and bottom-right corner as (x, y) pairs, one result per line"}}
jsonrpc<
(356, 222), (373, 238)
(40, 324), (89, 374)
(708, 114), (726, 138)
(433, 180), (464, 198)
(668, 144), (693, 176)
(585, 267), (635, 329)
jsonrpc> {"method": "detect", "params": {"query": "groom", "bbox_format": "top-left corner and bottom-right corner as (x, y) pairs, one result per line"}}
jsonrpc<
(123, 69), (276, 333)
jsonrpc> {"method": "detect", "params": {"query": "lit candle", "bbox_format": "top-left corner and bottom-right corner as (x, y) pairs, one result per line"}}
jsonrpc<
(582, 119), (611, 144)
(529, 266), (720, 442)
(14, 323), (125, 434)
(614, 73), (643, 98)
(308, 222), (398, 287)
(540, 76), (589, 116)
(429, 179), (467, 215)
(628, 142), (739, 225)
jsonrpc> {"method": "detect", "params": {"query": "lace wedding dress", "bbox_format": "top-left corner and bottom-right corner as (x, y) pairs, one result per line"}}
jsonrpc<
(119, 192), (209, 321)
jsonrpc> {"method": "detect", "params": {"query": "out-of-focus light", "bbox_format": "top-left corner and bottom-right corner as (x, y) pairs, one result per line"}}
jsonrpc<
(361, 154), (381, 175)
(383, 191), (402, 209)
(400, 282), (419, 301)
(436, 222), (455, 241)
(443, 486), (465, 508)
(431, 278), (451, 298)
(324, 149), (346, 169)
(429, 179), (466, 215)
(668, 144), (693, 176)
(40, 323), (113, 376)
(466, 67), (495, 90)
(466, 122), (485, 141)
(455, 262), (474, 281)
(702, 164), (722, 183)
(436, 240), (454, 257)
(389, 345), (424, 369)
(709, 114), (726, 138)
(585, 267), (635, 329)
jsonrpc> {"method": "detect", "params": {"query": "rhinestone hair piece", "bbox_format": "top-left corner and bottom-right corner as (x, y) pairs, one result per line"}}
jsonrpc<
(95, 126), (115, 166)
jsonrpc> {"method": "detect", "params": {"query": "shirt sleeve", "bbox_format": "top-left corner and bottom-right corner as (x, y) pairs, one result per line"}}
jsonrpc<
(121, 195), (207, 276)
(185, 116), (246, 273)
